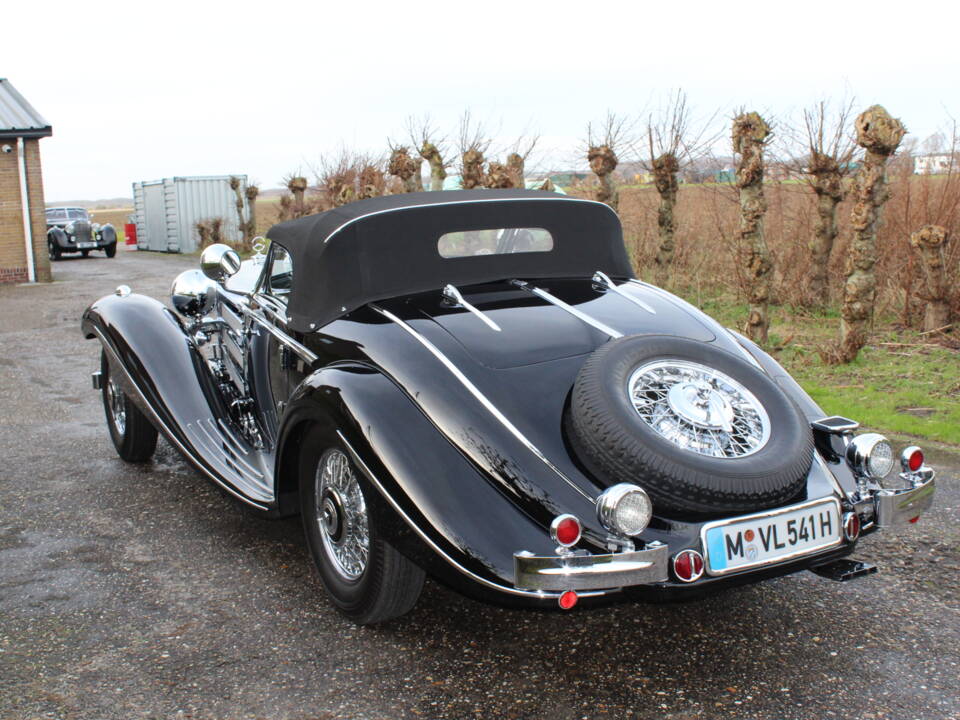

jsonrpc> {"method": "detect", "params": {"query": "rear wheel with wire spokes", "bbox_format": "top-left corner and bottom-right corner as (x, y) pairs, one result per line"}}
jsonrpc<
(299, 427), (424, 624)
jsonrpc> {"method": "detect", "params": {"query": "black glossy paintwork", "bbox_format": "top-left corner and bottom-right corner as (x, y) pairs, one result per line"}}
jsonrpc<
(83, 272), (862, 603)
(81, 294), (243, 494)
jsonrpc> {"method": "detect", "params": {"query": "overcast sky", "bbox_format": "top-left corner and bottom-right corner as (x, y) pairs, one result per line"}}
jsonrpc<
(6, 0), (959, 201)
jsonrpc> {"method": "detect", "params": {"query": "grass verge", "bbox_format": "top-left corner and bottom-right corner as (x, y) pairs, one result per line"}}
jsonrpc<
(678, 287), (960, 446)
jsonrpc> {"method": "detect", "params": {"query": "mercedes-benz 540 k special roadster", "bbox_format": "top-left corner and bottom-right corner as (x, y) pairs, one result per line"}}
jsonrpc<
(82, 189), (935, 624)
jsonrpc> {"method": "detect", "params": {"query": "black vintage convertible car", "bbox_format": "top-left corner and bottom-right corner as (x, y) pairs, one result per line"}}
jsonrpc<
(47, 206), (118, 260)
(82, 189), (935, 624)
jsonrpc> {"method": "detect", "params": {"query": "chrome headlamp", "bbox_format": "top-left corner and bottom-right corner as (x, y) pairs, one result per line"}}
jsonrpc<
(596, 483), (653, 536)
(65, 222), (75, 234)
(846, 432), (895, 480)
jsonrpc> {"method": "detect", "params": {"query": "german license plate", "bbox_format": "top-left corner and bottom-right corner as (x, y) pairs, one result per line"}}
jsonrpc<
(77, 242), (96, 249)
(702, 498), (842, 576)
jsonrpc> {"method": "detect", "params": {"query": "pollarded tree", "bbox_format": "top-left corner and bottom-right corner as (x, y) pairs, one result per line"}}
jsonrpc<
(642, 90), (719, 285)
(408, 115), (450, 191)
(586, 112), (629, 210)
(837, 105), (906, 363)
(910, 225), (952, 332)
(387, 145), (422, 193)
(732, 111), (773, 344)
(484, 135), (538, 189)
(458, 111), (491, 190)
(783, 100), (859, 305)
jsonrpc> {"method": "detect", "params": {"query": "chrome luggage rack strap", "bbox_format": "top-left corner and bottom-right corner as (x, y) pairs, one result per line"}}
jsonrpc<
(510, 279), (623, 338)
(442, 284), (501, 332)
(592, 271), (656, 315)
(371, 304), (594, 503)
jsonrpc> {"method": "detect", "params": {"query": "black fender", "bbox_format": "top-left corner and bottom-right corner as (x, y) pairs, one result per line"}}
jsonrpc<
(81, 292), (264, 507)
(98, 223), (117, 245)
(48, 226), (68, 248)
(728, 329), (860, 496)
(276, 363), (573, 606)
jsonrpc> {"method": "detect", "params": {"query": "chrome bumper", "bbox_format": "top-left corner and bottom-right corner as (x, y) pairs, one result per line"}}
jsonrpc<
(874, 471), (935, 527)
(514, 543), (669, 591)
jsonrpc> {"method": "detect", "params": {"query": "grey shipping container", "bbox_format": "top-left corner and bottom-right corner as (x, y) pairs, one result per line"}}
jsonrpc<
(132, 175), (248, 253)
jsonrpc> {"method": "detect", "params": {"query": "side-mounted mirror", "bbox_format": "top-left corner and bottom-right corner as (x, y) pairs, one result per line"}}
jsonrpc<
(171, 269), (217, 318)
(200, 243), (241, 284)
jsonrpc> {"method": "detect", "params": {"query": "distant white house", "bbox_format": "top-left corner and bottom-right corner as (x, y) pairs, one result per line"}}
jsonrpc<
(914, 153), (954, 175)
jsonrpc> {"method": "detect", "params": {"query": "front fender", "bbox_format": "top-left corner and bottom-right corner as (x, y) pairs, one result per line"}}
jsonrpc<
(98, 223), (117, 244)
(81, 292), (251, 501)
(278, 364), (571, 602)
(48, 226), (68, 248)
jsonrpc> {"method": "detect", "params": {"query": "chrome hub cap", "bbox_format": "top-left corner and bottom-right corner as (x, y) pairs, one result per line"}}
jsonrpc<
(629, 360), (771, 458)
(107, 377), (126, 435)
(315, 449), (369, 581)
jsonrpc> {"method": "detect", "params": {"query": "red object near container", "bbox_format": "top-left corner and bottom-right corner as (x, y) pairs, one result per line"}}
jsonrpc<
(124, 222), (137, 245)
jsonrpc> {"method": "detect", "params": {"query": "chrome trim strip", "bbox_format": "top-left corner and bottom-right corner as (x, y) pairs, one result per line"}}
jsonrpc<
(511, 280), (623, 338)
(700, 496), (843, 577)
(371, 304), (594, 503)
(337, 430), (609, 600)
(514, 543), (669, 591)
(592, 271), (656, 314)
(442, 284), (502, 332)
(216, 417), (250, 456)
(187, 421), (269, 495)
(92, 327), (271, 510)
(322, 196), (619, 245)
(200, 419), (263, 479)
(237, 302), (319, 365)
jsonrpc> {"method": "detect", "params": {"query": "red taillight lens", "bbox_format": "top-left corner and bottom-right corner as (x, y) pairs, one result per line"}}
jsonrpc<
(901, 446), (925, 473)
(551, 514), (582, 547)
(672, 550), (705, 582)
(908, 449), (924, 472)
(558, 590), (578, 610)
(843, 512), (861, 542)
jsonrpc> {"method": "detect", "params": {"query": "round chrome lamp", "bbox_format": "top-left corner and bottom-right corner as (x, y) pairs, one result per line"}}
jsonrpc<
(596, 483), (653, 536)
(171, 269), (217, 318)
(846, 433), (895, 480)
(200, 243), (241, 284)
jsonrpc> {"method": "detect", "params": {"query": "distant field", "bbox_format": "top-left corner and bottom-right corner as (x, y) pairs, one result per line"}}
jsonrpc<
(88, 208), (134, 243)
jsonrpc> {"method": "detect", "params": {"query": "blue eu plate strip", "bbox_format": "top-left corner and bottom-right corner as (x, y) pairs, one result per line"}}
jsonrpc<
(706, 528), (727, 571)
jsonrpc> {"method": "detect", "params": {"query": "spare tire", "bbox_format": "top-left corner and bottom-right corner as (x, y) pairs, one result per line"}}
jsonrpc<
(567, 335), (813, 515)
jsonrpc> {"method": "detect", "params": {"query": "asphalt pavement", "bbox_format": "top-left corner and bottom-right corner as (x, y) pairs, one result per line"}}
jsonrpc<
(1, 247), (958, 720)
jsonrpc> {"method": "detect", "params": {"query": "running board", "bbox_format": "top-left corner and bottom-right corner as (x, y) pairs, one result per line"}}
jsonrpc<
(186, 417), (273, 503)
(809, 559), (878, 582)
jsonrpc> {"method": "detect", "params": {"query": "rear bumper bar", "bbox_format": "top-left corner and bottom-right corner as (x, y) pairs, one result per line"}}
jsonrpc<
(874, 471), (935, 527)
(514, 543), (669, 591)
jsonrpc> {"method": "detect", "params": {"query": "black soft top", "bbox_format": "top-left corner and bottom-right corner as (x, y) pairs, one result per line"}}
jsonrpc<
(266, 189), (633, 332)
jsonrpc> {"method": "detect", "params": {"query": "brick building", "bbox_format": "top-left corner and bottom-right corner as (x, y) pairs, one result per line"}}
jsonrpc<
(0, 79), (52, 283)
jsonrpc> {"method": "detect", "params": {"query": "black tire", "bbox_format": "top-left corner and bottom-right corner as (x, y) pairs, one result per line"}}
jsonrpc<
(299, 426), (424, 624)
(48, 239), (61, 261)
(81, 249), (90, 258)
(100, 351), (158, 462)
(567, 335), (813, 515)
(104, 242), (117, 258)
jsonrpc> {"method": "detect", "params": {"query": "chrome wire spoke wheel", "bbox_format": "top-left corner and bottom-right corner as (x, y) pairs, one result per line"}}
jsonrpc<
(315, 449), (370, 581)
(628, 359), (771, 458)
(107, 377), (127, 436)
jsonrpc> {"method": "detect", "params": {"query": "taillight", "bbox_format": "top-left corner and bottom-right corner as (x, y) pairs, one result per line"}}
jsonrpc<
(672, 549), (705, 582)
(551, 514), (582, 547)
(558, 590), (578, 610)
(901, 446), (924, 473)
(843, 512), (861, 542)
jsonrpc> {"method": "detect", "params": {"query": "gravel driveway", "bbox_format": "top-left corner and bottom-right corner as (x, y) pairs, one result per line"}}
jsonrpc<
(1, 248), (958, 720)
